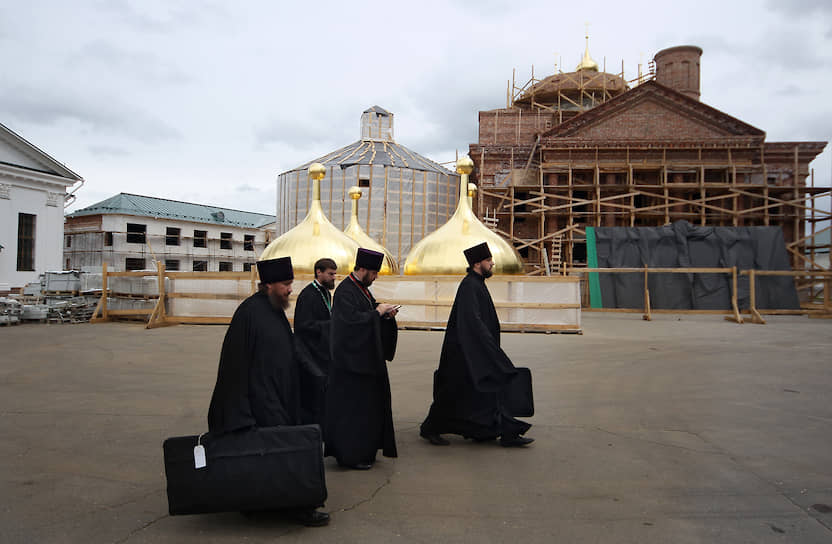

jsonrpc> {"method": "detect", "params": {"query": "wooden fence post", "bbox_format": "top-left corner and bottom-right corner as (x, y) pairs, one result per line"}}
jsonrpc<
(749, 269), (766, 324)
(146, 261), (168, 329)
(727, 266), (743, 323)
(90, 262), (109, 323)
(642, 265), (652, 321)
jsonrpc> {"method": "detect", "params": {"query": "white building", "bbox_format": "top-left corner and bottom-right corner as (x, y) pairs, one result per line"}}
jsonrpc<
(64, 193), (275, 273)
(0, 122), (83, 293)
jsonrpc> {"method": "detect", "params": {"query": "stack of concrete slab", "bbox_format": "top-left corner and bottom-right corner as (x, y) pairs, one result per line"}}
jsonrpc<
(21, 304), (48, 322)
(44, 271), (81, 293)
(0, 298), (22, 325)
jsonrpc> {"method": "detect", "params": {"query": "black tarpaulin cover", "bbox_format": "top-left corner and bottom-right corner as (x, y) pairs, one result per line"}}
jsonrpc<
(591, 221), (799, 310)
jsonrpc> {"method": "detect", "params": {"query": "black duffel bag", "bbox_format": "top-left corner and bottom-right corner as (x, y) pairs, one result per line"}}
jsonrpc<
(163, 424), (327, 515)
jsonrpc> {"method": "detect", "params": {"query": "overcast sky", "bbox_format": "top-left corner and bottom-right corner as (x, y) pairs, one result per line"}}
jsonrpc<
(1, 0), (830, 219)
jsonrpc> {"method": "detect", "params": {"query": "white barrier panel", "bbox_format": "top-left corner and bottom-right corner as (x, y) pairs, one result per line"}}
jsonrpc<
(112, 272), (581, 333)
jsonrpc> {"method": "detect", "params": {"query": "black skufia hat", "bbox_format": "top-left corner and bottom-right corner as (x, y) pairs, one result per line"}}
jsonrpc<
(257, 256), (294, 283)
(463, 242), (492, 266)
(355, 248), (384, 272)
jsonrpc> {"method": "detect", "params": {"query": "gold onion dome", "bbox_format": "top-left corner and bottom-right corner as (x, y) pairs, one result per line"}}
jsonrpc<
(259, 163), (360, 274)
(344, 186), (399, 275)
(403, 157), (523, 275)
(575, 35), (599, 72)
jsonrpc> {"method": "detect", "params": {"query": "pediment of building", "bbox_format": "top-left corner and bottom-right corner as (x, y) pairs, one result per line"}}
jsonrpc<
(0, 122), (82, 183)
(541, 80), (765, 142)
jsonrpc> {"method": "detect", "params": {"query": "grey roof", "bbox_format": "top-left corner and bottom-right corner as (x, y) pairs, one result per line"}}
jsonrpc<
(363, 106), (392, 116)
(287, 140), (453, 175)
(66, 193), (275, 228)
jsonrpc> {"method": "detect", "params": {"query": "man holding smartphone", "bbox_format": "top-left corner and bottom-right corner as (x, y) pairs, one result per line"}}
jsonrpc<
(324, 248), (399, 470)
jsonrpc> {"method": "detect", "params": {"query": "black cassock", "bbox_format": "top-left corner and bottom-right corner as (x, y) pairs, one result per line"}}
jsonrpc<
(293, 281), (332, 426)
(208, 291), (300, 434)
(420, 270), (532, 440)
(325, 274), (398, 466)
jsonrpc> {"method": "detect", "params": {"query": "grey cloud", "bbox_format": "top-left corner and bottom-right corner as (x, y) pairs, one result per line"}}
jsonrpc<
(0, 84), (180, 143)
(255, 112), (354, 150)
(766, 0), (832, 17)
(235, 184), (260, 193)
(793, 111), (832, 141)
(88, 145), (131, 157)
(689, 29), (830, 72)
(93, 0), (226, 33)
(774, 85), (807, 96)
(401, 74), (503, 155)
(70, 41), (192, 85)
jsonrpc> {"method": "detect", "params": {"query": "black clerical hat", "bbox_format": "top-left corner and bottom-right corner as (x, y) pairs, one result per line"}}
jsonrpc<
(257, 256), (294, 283)
(355, 248), (384, 271)
(463, 242), (492, 266)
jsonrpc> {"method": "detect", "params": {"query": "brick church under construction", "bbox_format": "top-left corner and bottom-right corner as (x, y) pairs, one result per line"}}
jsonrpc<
(468, 43), (829, 274)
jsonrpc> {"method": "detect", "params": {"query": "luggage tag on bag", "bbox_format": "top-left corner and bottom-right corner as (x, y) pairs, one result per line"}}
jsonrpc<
(194, 433), (207, 469)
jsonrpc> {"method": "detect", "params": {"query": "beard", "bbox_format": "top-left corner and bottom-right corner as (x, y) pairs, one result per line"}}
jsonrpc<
(267, 290), (290, 310)
(482, 267), (494, 279)
(356, 270), (374, 287)
(321, 278), (335, 290)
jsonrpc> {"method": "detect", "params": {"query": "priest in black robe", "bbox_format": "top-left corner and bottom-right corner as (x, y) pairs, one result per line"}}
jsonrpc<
(207, 256), (330, 526)
(293, 257), (337, 427)
(419, 242), (534, 447)
(325, 248), (399, 470)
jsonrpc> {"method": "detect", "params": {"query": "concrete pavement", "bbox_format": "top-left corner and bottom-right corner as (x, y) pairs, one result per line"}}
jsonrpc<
(1, 313), (831, 543)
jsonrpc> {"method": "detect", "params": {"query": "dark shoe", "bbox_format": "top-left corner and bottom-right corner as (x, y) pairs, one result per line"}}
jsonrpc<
(420, 432), (450, 446)
(339, 461), (373, 470)
(287, 508), (330, 527)
(500, 435), (534, 447)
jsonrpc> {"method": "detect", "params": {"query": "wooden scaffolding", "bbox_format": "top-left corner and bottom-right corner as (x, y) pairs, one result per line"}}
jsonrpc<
(474, 141), (831, 284)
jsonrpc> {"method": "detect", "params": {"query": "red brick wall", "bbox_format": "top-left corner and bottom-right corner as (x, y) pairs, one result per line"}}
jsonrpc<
(478, 110), (557, 146)
(654, 46), (702, 101)
(566, 100), (729, 140)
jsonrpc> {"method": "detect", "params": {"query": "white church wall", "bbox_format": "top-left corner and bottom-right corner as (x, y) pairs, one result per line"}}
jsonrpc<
(0, 178), (65, 289)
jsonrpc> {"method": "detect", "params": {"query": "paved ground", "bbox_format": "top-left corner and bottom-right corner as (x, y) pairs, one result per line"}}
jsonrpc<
(1, 313), (831, 543)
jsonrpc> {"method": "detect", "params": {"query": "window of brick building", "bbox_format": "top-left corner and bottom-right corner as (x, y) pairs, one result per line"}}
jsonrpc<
(243, 262), (254, 272)
(17, 213), (36, 271)
(166, 227), (181, 246)
(105, 232), (113, 246)
(193, 260), (208, 272)
(165, 259), (180, 271)
(219, 261), (233, 272)
(220, 232), (232, 250)
(244, 234), (255, 251)
(572, 242), (587, 264)
(65, 235), (71, 248)
(125, 258), (146, 271)
(194, 230), (207, 248)
(126, 223), (146, 244)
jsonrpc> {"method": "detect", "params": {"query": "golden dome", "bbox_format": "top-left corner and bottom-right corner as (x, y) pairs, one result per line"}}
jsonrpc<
(403, 156), (523, 275)
(576, 35), (599, 72)
(260, 163), (360, 274)
(344, 186), (399, 275)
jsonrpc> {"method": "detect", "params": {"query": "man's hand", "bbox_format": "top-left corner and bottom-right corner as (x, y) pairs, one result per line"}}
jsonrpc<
(377, 303), (396, 316)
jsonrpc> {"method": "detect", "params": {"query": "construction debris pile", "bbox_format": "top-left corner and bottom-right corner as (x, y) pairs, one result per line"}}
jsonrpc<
(3, 271), (100, 326)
